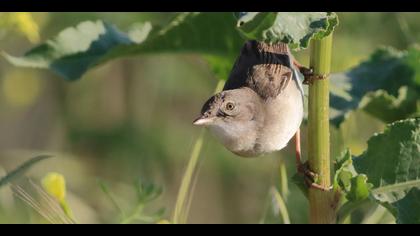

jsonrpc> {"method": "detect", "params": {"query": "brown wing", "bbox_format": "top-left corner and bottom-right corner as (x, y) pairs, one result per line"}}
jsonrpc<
(246, 64), (293, 99)
(223, 40), (294, 99)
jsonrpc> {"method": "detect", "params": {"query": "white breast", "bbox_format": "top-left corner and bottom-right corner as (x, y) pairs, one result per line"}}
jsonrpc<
(208, 119), (259, 157)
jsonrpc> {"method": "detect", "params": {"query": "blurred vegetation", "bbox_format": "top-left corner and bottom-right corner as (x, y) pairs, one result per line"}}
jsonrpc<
(0, 12), (419, 224)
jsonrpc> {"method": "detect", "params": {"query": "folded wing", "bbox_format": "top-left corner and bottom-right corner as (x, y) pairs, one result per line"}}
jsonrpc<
(223, 40), (295, 100)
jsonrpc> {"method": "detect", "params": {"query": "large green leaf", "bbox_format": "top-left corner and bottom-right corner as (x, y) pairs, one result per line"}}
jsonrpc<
(330, 46), (420, 126)
(390, 188), (420, 224)
(236, 12), (338, 50)
(361, 87), (420, 123)
(354, 118), (420, 203)
(335, 119), (420, 223)
(3, 13), (244, 81)
(3, 12), (340, 81)
(0, 155), (52, 188)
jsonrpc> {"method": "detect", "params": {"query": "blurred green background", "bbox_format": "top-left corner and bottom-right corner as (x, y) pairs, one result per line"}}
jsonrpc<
(0, 12), (419, 224)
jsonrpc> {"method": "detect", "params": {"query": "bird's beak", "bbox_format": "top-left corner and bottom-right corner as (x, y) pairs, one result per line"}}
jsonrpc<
(193, 116), (215, 126)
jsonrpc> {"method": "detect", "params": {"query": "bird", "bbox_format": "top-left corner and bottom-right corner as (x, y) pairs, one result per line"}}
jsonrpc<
(193, 40), (304, 158)
(193, 40), (331, 191)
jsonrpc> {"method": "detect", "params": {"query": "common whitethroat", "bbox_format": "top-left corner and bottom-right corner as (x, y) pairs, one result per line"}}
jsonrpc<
(193, 40), (330, 191)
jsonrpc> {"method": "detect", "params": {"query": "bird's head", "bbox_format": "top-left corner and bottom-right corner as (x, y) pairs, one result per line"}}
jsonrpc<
(193, 87), (264, 142)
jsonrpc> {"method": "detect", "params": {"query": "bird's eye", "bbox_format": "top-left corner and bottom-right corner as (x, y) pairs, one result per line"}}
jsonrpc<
(225, 102), (235, 111)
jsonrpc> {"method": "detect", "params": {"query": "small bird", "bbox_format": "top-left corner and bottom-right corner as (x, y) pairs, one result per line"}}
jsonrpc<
(193, 40), (330, 191)
(193, 40), (304, 157)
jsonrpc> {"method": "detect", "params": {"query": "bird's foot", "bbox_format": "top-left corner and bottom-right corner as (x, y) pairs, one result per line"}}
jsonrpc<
(299, 67), (328, 85)
(297, 162), (332, 192)
(293, 60), (328, 85)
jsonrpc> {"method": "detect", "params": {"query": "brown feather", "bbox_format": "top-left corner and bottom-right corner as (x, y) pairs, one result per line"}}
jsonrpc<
(223, 40), (295, 99)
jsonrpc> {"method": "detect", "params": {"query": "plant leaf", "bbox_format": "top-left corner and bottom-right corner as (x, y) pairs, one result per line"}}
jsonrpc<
(335, 119), (420, 223)
(353, 118), (420, 203)
(3, 13), (244, 81)
(0, 155), (52, 188)
(333, 148), (354, 192)
(236, 12), (338, 50)
(346, 175), (372, 202)
(361, 87), (420, 123)
(333, 149), (372, 202)
(389, 188), (420, 224)
(291, 173), (308, 199)
(330, 46), (420, 126)
(3, 13), (341, 81)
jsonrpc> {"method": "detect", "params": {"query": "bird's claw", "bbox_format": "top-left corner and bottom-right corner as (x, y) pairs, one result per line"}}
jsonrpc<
(298, 162), (332, 192)
(298, 66), (328, 85)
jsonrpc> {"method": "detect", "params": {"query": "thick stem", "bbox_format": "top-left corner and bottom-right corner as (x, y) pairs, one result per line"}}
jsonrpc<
(308, 34), (337, 223)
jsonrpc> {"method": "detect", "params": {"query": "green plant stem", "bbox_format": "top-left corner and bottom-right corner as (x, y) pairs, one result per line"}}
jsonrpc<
(60, 200), (75, 222)
(271, 187), (291, 224)
(173, 129), (204, 224)
(308, 34), (337, 223)
(121, 203), (144, 224)
(98, 180), (126, 217)
(279, 161), (289, 199)
(172, 79), (225, 224)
